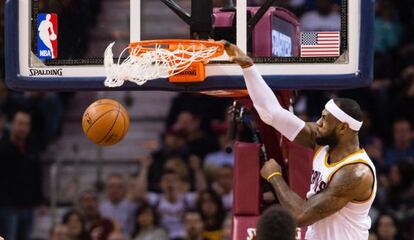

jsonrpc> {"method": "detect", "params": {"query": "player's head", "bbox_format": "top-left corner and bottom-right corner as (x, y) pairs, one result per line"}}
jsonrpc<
(46, 14), (51, 20)
(256, 205), (297, 240)
(315, 98), (363, 147)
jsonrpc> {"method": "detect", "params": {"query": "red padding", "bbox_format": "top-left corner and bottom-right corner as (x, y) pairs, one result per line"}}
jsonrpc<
(286, 141), (313, 199)
(233, 142), (261, 216)
(232, 216), (259, 240)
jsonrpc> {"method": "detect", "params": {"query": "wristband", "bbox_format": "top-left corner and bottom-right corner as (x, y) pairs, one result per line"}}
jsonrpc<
(266, 171), (282, 181)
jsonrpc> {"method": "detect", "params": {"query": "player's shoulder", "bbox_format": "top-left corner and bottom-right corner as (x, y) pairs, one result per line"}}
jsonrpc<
(330, 163), (373, 189)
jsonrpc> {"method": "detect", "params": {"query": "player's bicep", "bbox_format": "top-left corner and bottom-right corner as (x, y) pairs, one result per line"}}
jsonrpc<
(293, 122), (318, 149)
(297, 165), (370, 226)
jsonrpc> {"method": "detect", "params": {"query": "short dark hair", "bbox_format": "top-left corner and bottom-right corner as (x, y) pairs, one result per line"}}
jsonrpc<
(333, 98), (363, 122)
(256, 205), (297, 240)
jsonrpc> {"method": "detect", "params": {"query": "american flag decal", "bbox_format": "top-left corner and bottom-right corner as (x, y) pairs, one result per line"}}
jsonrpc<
(300, 32), (340, 57)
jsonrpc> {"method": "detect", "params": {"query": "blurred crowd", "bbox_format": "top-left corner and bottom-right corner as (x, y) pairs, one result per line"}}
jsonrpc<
(0, 0), (413, 240)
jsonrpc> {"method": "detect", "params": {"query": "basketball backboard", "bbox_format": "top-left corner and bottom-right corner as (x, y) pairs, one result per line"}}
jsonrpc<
(5, 0), (374, 92)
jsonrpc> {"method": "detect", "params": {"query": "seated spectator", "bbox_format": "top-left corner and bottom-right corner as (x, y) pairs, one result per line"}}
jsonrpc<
(183, 210), (208, 240)
(300, 0), (340, 31)
(384, 118), (414, 166)
(136, 157), (203, 240)
(99, 173), (138, 236)
(147, 130), (188, 192)
(132, 203), (168, 240)
(62, 210), (90, 240)
(256, 205), (297, 240)
(374, 213), (400, 240)
(171, 111), (218, 159)
(384, 162), (414, 211)
(78, 190), (114, 240)
(196, 190), (226, 240)
(49, 224), (69, 240)
(211, 165), (233, 210)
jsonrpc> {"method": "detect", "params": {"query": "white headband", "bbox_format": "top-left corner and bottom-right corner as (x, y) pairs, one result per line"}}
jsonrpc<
(325, 99), (363, 131)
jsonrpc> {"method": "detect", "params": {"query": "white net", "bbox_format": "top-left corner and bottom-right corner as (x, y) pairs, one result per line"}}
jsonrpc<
(104, 42), (220, 87)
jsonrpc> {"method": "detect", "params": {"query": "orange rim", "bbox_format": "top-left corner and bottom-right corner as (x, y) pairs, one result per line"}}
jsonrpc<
(128, 39), (224, 58)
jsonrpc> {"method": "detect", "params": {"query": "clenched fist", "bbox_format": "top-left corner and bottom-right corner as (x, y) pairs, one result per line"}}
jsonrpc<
(260, 159), (282, 180)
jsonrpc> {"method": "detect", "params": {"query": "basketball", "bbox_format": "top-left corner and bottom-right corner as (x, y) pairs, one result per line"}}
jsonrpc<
(82, 99), (129, 146)
(50, 33), (57, 41)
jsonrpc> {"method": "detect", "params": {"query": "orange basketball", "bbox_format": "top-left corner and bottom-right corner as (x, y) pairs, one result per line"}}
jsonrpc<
(82, 99), (129, 146)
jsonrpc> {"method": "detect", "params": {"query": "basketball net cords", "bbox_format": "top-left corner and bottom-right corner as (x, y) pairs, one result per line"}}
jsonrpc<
(104, 42), (219, 87)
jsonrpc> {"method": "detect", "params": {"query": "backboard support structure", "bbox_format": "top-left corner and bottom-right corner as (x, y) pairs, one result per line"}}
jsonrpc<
(5, 0), (374, 91)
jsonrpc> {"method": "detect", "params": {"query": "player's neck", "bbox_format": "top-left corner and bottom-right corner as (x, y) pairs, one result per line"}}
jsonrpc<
(328, 136), (360, 164)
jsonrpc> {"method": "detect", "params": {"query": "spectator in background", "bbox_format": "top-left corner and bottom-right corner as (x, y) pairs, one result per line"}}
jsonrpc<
(384, 162), (414, 212)
(0, 110), (43, 240)
(131, 203), (168, 240)
(23, 92), (64, 150)
(196, 190), (226, 240)
(374, 0), (403, 54)
(255, 205), (297, 240)
(78, 190), (114, 240)
(364, 137), (386, 173)
(374, 213), (399, 240)
(183, 211), (207, 240)
(211, 165), (233, 211)
(147, 130), (188, 192)
(166, 94), (230, 134)
(62, 210), (90, 240)
(99, 173), (138, 236)
(49, 224), (69, 240)
(136, 156), (199, 240)
(171, 111), (218, 159)
(204, 120), (234, 176)
(300, 0), (340, 31)
(384, 118), (414, 166)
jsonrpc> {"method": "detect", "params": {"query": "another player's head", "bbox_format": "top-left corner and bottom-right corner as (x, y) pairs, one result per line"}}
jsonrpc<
(256, 205), (297, 240)
(315, 98), (363, 148)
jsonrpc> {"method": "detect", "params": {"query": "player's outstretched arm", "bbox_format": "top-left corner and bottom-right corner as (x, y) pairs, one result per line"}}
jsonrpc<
(263, 160), (373, 227)
(222, 40), (318, 148)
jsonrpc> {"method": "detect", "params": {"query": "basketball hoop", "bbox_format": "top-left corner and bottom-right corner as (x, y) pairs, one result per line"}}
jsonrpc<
(104, 39), (224, 88)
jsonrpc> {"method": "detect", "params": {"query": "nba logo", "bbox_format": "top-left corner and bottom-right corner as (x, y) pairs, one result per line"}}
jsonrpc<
(37, 13), (58, 59)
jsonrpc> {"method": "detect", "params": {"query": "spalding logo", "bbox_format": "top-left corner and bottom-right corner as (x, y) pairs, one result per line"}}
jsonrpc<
(29, 68), (63, 76)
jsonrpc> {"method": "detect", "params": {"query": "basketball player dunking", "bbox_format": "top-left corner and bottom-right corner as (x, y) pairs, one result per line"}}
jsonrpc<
(222, 41), (377, 240)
